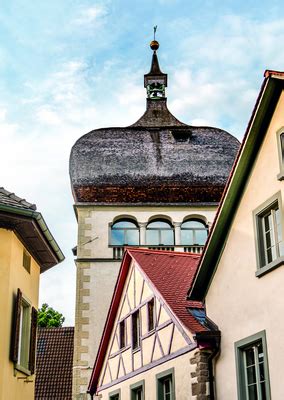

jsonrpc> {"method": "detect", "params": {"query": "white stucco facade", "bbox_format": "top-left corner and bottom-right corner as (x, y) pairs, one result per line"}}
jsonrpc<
(205, 89), (284, 399)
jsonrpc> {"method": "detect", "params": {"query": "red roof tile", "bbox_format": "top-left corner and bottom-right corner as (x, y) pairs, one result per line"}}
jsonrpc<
(35, 327), (74, 400)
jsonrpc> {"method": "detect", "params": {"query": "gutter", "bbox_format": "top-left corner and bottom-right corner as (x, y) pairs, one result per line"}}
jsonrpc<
(0, 204), (65, 263)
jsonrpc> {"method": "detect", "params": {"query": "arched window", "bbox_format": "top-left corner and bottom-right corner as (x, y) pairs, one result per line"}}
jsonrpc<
(111, 219), (139, 246)
(146, 220), (174, 246)
(181, 219), (208, 245)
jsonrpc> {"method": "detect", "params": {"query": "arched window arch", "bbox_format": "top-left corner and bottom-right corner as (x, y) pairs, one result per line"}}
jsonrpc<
(111, 219), (139, 246)
(146, 220), (174, 246)
(181, 219), (208, 246)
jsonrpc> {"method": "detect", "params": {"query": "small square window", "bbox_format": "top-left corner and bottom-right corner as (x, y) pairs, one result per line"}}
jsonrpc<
(119, 320), (126, 349)
(132, 310), (140, 350)
(235, 331), (271, 400)
(22, 250), (31, 273)
(254, 193), (284, 276)
(156, 368), (175, 400)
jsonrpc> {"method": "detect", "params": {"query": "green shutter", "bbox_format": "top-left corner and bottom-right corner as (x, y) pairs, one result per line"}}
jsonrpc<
(11, 288), (22, 362)
(29, 307), (37, 374)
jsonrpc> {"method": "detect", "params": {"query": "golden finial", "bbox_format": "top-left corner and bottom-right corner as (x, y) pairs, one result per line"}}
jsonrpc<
(150, 25), (159, 51)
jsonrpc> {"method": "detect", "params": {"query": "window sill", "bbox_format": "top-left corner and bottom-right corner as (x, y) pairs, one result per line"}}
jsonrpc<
(277, 171), (284, 181)
(15, 363), (31, 376)
(255, 256), (284, 277)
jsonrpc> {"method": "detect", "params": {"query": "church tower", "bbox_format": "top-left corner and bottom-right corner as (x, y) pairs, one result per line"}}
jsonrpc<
(69, 39), (239, 399)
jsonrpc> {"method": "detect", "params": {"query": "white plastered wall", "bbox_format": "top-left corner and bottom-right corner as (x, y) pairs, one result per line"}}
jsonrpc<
(205, 90), (284, 399)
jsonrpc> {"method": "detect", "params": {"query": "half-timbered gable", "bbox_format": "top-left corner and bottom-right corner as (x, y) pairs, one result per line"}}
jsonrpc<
(88, 249), (216, 400)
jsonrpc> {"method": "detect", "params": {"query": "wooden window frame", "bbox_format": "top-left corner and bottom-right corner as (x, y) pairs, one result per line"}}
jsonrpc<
(235, 330), (271, 400)
(156, 368), (175, 400)
(253, 192), (284, 277)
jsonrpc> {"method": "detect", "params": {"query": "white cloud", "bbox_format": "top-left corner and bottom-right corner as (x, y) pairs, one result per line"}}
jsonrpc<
(73, 4), (107, 25)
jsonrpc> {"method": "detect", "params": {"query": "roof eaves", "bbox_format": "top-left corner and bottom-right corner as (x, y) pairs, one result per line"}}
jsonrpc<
(189, 73), (284, 301)
(0, 203), (64, 271)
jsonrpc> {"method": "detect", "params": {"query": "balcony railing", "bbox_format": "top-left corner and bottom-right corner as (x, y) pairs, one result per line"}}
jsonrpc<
(112, 245), (204, 260)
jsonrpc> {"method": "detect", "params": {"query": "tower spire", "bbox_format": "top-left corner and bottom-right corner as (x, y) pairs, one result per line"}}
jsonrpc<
(144, 27), (168, 99)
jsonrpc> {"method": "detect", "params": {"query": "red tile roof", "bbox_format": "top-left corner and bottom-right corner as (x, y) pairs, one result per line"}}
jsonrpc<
(88, 248), (205, 395)
(35, 327), (74, 400)
(129, 248), (205, 333)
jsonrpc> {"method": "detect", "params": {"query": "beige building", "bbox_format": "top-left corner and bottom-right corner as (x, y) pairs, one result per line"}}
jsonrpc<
(88, 248), (220, 399)
(69, 40), (239, 398)
(189, 70), (284, 399)
(0, 187), (64, 400)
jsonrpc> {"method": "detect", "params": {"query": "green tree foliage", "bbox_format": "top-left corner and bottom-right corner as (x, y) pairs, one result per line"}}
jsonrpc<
(37, 303), (65, 327)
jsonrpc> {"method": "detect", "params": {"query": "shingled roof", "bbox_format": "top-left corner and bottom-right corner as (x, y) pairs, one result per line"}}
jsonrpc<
(0, 187), (64, 271)
(0, 187), (36, 210)
(70, 46), (240, 205)
(35, 327), (74, 400)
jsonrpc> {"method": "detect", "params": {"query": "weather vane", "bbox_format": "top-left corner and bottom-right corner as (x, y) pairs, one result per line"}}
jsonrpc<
(153, 25), (157, 41)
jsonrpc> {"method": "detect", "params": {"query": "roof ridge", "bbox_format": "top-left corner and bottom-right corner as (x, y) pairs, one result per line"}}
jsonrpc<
(126, 247), (201, 258)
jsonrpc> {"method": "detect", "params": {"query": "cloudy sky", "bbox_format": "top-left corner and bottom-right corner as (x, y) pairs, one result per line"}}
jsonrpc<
(1, 0), (284, 325)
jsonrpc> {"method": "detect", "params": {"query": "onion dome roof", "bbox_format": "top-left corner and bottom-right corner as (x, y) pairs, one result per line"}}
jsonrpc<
(70, 40), (240, 204)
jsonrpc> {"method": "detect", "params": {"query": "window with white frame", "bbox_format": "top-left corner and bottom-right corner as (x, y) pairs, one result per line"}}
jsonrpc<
(254, 193), (284, 275)
(156, 368), (175, 400)
(235, 331), (271, 400)
(11, 289), (37, 375)
(146, 220), (174, 246)
(180, 219), (208, 245)
(111, 219), (139, 246)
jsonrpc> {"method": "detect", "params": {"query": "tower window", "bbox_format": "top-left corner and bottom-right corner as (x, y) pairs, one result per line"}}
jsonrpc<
(181, 219), (208, 246)
(146, 220), (174, 246)
(111, 219), (139, 246)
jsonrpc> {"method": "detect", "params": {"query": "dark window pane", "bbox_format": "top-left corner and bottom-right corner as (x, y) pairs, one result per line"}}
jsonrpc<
(247, 366), (256, 385)
(148, 299), (154, 331)
(119, 320), (125, 349)
(261, 382), (267, 400)
(245, 348), (255, 367)
(259, 362), (265, 381)
(248, 384), (258, 400)
(132, 311), (140, 349)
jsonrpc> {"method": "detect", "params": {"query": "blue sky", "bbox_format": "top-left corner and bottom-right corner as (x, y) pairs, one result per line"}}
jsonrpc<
(1, 0), (284, 324)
